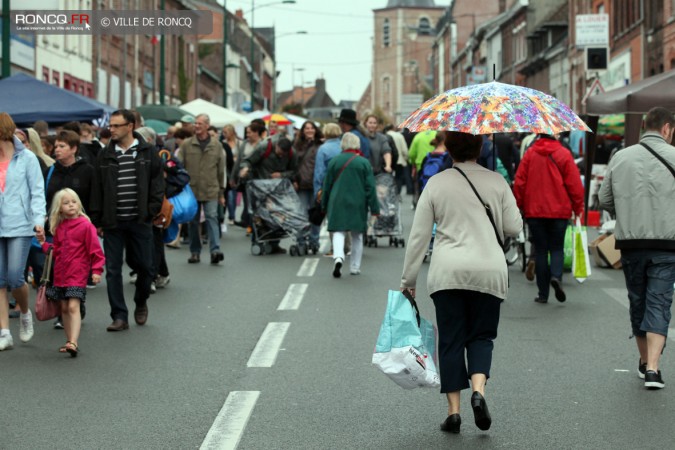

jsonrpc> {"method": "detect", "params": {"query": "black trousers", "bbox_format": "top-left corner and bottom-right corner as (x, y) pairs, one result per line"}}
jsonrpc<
(104, 222), (153, 322)
(152, 226), (169, 278)
(431, 289), (501, 393)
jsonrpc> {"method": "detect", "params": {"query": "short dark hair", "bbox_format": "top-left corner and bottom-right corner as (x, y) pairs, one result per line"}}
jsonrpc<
(445, 132), (483, 163)
(208, 125), (218, 133)
(248, 122), (266, 136)
(99, 128), (112, 139)
(55, 130), (80, 148)
(250, 118), (266, 128)
(62, 121), (81, 135)
(111, 109), (136, 127)
(277, 137), (292, 153)
(644, 107), (675, 131)
(430, 131), (447, 147)
(174, 128), (193, 140)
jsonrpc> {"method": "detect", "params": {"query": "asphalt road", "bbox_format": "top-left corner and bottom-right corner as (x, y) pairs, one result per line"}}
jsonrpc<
(1, 195), (673, 450)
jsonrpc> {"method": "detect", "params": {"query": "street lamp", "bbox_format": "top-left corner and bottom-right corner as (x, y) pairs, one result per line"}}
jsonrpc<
(292, 67), (305, 104)
(272, 30), (307, 110)
(248, 0), (296, 111)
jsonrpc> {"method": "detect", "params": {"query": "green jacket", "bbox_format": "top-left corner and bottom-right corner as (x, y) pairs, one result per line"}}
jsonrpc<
(408, 130), (437, 171)
(242, 138), (298, 180)
(321, 151), (380, 233)
(178, 135), (225, 201)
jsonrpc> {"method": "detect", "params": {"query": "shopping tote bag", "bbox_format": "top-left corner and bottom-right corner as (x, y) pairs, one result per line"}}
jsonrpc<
(168, 184), (198, 224)
(572, 217), (592, 283)
(372, 290), (440, 389)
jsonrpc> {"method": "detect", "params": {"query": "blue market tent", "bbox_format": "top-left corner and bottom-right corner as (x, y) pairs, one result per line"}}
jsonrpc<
(0, 73), (109, 125)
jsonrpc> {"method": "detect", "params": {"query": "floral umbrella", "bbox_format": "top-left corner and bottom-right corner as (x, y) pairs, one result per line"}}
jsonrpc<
(262, 113), (292, 126)
(400, 81), (590, 135)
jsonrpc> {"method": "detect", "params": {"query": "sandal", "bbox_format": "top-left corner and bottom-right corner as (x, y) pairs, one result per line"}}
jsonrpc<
(65, 341), (78, 357)
(59, 341), (70, 353)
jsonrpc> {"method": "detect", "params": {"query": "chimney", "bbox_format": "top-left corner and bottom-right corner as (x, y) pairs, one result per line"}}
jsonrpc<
(235, 9), (244, 19)
(315, 78), (326, 93)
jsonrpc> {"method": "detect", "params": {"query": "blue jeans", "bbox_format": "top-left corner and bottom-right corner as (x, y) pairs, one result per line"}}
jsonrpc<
(226, 190), (238, 221)
(621, 249), (675, 337)
(103, 222), (153, 322)
(0, 237), (32, 290)
(297, 189), (320, 246)
(528, 218), (568, 300)
(189, 200), (220, 254)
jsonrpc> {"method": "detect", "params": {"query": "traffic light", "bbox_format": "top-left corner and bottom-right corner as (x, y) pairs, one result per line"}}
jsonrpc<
(586, 47), (608, 71)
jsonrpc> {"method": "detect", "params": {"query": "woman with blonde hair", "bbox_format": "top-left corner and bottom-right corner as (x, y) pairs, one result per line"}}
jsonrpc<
(26, 128), (55, 167)
(0, 112), (46, 351)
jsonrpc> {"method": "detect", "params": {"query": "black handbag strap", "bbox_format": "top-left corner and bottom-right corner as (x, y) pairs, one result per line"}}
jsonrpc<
(401, 289), (421, 327)
(641, 143), (675, 179)
(453, 166), (504, 249)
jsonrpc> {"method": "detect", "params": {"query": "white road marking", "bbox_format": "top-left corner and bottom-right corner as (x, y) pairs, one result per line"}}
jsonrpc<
(247, 322), (291, 368)
(603, 288), (675, 341)
(278, 283), (308, 311)
(297, 258), (319, 277)
(614, 369), (629, 372)
(200, 391), (260, 450)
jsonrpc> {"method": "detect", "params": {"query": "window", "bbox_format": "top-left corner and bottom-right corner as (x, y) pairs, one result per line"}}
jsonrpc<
(613, 0), (644, 36)
(42, 66), (50, 83)
(52, 70), (60, 87)
(383, 18), (390, 47)
(418, 17), (431, 36)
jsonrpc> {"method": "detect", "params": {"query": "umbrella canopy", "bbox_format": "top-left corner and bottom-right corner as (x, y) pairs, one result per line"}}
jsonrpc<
(0, 73), (107, 125)
(144, 119), (172, 135)
(262, 113), (292, 125)
(180, 98), (248, 128)
(136, 104), (194, 124)
(400, 81), (590, 135)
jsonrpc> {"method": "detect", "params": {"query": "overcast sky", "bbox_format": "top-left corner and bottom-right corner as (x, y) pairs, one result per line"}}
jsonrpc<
(222, 0), (380, 103)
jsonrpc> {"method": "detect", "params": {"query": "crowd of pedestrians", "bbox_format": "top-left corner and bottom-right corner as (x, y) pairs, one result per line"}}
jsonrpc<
(2, 103), (674, 441)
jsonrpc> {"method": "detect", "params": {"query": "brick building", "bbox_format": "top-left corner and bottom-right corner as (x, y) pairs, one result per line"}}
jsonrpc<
(370, 0), (445, 124)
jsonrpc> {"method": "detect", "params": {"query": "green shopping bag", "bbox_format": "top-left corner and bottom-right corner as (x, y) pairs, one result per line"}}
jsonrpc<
(572, 217), (591, 282)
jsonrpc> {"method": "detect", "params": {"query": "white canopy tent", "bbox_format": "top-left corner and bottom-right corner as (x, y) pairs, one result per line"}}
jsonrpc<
(180, 99), (248, 128)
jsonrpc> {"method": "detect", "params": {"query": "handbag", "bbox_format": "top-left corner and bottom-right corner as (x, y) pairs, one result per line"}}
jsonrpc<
(152, 196), (174, 229)
(168, 184), (198, 224)
(309, 154), (359, 226)
(572, 217), (592, 283)
(35, 247), (60, 321)
(372, 290), (440, 389)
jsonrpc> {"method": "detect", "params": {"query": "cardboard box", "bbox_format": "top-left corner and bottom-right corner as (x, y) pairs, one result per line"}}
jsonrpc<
(589, 233), (622, 269)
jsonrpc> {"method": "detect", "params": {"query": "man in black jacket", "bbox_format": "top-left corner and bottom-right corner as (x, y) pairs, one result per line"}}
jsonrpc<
(90, 109), (164, 331)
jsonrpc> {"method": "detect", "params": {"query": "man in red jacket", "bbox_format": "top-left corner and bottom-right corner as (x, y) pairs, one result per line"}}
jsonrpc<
(513, 135), (584, 303)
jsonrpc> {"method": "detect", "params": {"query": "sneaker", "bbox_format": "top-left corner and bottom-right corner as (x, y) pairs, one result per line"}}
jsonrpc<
(150, 282), (157, 294)
(87, 284), (97, 289)
(9, 310), (19, 319)
(550, 278), (566, 302)
(54, 318), (64, 329)
(129, 273), (137, 285)
(0, 333), (13, 351)
(350, 269), (361, 275)
(210, 251), (225, 264)
(155, 275), (170, 288)
(638, 360), (647, 380)
(645, 370), (665, 389)
(19, 310), (34, 343)
(525, 259), (535, 281)
(333, 257), (343, 278)
(534, 297), (548, 304)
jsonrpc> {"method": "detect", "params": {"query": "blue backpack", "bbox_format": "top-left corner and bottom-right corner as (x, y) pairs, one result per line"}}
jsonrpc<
(419, 152), (452, 191)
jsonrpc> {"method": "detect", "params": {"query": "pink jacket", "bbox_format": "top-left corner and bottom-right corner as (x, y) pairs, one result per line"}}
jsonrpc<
(42, 216), (105, 288)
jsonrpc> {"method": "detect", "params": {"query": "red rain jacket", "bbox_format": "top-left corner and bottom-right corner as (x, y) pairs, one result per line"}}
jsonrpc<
(513, 136), (584, 219)
(43, 216), (105, 288)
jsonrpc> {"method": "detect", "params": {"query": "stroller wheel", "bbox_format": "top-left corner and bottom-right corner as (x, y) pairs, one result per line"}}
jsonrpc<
(251, 244), (263, 256)
(400, 238), (405, 248)
(389, 237), (394, 247)
(298, 244), (308, 256)
(290, 245), (298, 257)
(263, 243), (273, 255)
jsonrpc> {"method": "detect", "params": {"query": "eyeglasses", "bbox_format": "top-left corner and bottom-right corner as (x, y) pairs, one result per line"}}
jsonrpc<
(108, 123), (130, 129)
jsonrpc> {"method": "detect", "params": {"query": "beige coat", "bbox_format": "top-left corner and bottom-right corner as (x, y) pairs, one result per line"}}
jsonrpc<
(401, 162), (522, 300)
(178, 135), (226, 201)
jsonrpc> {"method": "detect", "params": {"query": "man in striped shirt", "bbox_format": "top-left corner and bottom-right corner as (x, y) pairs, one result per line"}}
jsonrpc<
(90, 110), (164, 332)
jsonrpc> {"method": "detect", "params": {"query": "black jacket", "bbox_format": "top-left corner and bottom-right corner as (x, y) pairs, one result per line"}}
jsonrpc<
(46, 158), (96, 217)
(90, 132), (164, 229)
(78, 141), (102, 165)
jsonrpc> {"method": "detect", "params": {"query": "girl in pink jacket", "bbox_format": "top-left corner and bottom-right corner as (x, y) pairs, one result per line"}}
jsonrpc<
(37, 188), (105, 357)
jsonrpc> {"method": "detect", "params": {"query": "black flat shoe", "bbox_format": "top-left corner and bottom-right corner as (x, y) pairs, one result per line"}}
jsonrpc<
(471, 391), (492, 431)
(551, 278), (566, 302)
(440, 414), (461, 433)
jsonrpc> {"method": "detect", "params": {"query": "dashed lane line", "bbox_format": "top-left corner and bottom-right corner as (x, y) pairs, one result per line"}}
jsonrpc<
(247, 322), (291, 368)
(603, 288), (675, 341)
(278, 283), (308, 311)
(297, 258), (319, 277)
(200, 391), (260, 450)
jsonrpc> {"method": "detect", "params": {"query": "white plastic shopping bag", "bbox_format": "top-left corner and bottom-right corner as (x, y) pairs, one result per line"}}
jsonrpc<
(572, 217), (592, 283)
(372, 290), (440, 389)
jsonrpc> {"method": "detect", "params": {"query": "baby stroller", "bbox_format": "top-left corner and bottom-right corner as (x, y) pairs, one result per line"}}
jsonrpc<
(246, 178), (314, 256)
(367, 173), (405, 248)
